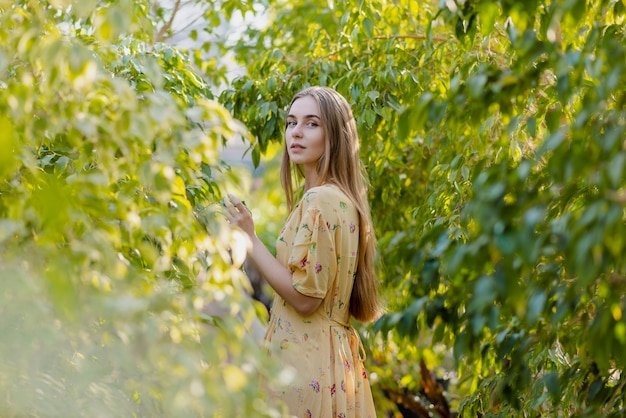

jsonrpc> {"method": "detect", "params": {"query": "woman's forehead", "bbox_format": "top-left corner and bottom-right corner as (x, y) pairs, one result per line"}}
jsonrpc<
(288, 95), (320, 117)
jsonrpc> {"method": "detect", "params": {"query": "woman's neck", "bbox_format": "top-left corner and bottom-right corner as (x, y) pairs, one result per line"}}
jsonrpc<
(303, 167), (322, 191)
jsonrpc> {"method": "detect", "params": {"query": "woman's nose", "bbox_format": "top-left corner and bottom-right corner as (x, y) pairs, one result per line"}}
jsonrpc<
(291, 123), (303, 137)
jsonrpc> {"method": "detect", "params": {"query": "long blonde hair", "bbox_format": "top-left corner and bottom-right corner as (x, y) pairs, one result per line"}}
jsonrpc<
(280, 86), (382, 323)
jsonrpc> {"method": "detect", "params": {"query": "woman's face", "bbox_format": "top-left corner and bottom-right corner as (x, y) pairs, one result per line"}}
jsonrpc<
(286, 95), (325, 172)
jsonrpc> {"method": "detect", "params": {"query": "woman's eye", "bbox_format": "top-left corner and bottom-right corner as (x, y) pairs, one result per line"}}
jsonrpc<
(287, 121), (296, 127)
(308, 122), (318, 127)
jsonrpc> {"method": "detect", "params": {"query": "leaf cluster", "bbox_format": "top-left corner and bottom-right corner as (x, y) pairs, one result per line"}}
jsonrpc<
(0, 1), (286, 416)
(217, 0), (626, 415)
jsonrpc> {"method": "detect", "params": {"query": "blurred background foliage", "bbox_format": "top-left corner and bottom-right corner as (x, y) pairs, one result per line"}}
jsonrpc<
(0, 0), (285, 416)
(1, 0), (625, 417)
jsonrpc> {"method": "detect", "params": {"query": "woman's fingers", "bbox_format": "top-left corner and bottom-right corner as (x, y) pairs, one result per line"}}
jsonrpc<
(225, 194), (250, 215)
(221, 194), (252, 228)
(227, 194), (249, 213)
(221, 198), (235, 223)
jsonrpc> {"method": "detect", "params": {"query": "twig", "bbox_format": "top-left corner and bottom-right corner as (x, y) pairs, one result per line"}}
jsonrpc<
(154, 0), (182, 43)
(371, 34), (449, 43)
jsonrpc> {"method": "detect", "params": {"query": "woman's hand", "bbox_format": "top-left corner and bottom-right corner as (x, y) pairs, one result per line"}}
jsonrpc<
(222, 193), (323, 316)
(222, 194), (256, 238)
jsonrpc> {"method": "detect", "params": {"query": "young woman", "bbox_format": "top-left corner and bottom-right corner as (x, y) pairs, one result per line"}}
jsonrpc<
(224, 86), (381, 417)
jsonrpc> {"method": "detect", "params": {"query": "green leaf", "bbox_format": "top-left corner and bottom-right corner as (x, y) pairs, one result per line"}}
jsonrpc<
(526, 291), (547, 324)
(366, 90), (379, 102)
(545, 108), (562, 133)
(478, 2), (500, 36)
(543, 372), (560, 403)
(467, 73), (488, 98)
(363, 17), (374, 37)
(251, 146), (261, 168)
(526, 116), (536, 137)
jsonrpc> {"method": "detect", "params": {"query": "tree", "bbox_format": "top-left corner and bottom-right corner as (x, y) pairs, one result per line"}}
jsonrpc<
(218, 0), (626, 416)
(0, 0), (285, 416)
(2, 0), (624, 415)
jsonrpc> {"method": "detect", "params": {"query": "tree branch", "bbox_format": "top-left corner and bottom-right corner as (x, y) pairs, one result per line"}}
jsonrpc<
(154, 0), (182, 43)
(371, 34), (449, 43)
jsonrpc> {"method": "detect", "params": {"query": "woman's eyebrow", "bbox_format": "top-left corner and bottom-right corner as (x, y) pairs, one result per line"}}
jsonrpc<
(287, 114), (321, 119)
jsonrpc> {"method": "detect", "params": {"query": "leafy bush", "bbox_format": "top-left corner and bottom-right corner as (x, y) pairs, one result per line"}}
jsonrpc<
(0, 1), (285, 416)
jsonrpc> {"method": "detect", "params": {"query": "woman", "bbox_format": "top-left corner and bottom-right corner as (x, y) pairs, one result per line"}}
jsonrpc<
(224, 86), (381, 417)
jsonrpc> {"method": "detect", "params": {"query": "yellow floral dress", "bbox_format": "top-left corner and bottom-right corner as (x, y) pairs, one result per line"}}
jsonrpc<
(264, 184), (377, 418)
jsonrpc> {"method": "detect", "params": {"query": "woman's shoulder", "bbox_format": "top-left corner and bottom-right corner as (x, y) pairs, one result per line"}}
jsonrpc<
(303, 183), (346, 200)
(301, 184), (354, 212)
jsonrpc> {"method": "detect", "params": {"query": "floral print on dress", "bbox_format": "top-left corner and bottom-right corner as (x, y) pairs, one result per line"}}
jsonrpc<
(309, 380), (320, 393)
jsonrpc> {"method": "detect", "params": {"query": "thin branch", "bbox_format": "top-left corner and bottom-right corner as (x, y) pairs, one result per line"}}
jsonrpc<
(371, 33), (449, 43)
(154, 0), (182, 43)
(171, 14), (205, 37)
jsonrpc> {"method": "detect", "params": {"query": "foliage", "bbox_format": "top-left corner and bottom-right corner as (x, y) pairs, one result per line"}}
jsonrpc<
(149, 0), (262, 89)
(0, 0), (287, 416)
(2, 0), (624, 415)
(218, 0), (626, 416)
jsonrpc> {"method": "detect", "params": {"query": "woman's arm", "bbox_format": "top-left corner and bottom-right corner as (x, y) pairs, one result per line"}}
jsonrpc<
(223, 194), (322, 316)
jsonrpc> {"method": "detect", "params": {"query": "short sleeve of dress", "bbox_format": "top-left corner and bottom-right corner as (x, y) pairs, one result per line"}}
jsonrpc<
(287, 197), (338, 299)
